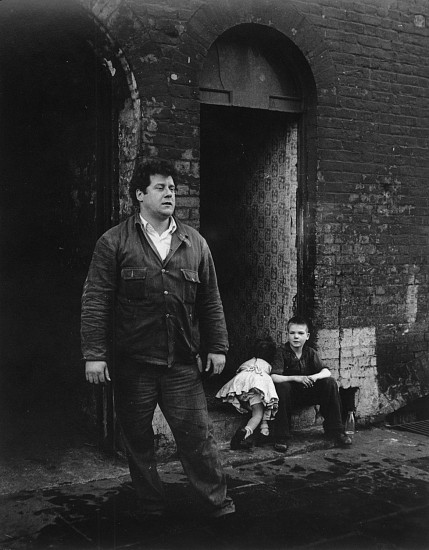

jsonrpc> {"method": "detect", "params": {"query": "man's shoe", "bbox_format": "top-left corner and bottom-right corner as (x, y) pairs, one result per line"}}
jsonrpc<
(130, 509), (167, 524)
(335, 433), (352, 446)
(273, 438), (289, 452)
(209, 498), (236, 518)
(230, 428), (254, 450)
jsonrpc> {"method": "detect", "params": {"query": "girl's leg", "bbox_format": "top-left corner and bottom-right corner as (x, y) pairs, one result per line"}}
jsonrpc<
(260, 408), (272, 436)
(230, 399), (265, 449)
(244, 402), (264, 436)
(259, 421), (269, 436)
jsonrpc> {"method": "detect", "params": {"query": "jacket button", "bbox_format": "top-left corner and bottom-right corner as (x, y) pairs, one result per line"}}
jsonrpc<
(164, 290), (169, 295)
(161, 269), (166, 273)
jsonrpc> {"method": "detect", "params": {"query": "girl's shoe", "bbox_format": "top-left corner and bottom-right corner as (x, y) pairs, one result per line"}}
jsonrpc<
(230, 428), (254, 450)
(255, 431), (270, 447)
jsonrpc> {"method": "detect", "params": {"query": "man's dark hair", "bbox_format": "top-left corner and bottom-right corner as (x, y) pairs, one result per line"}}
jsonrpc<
(287, 315), (310, 331)
(129, 159), (177, 206)
(253, 336), (276, 364)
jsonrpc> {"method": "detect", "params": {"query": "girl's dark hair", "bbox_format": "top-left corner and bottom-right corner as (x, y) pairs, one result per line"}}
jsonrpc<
(253, 336), (276, 364)
(129, 160), (177, 206)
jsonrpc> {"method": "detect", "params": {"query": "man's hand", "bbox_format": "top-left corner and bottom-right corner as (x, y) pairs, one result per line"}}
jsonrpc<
(86, 361), (111, 384)
(205, 353), (226, 375)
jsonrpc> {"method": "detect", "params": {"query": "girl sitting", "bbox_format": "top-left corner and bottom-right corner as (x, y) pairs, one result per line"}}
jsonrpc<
(216, 336), (278, 449)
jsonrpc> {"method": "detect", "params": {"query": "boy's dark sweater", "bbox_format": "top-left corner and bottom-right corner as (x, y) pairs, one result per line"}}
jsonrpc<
(271, 342), (326, 377)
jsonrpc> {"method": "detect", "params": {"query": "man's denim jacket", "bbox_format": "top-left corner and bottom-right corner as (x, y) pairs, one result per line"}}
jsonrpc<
(81, 214), (228, 367)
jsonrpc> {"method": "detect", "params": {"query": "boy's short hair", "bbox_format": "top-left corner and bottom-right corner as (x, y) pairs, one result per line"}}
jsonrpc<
(253, 336), (276, 364)
(129, 159), (176, 206)
(287, 315), (310, 331)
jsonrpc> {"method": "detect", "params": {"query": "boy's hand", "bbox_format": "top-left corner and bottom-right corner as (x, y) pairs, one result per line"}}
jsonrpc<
(295, 375), (314, 388)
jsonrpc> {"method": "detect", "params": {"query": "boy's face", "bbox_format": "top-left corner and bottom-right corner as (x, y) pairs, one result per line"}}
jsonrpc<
(287, 323), (310, 350)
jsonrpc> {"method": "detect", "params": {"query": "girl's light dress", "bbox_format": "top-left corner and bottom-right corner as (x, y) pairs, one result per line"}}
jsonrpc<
(216, 357), (279, 420)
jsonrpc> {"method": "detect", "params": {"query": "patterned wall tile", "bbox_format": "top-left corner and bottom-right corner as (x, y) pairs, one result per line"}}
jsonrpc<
(226, 123), (298, 363)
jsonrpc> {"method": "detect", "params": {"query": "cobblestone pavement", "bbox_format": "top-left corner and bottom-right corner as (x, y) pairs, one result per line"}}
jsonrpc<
(1, 427), (428, 549)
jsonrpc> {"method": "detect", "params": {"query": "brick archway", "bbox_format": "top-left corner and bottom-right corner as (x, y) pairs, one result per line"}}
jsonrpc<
(184, 0), (337, 102)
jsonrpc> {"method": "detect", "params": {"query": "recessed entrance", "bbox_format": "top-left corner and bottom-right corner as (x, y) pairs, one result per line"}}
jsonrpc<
(0, 0), (126, 456)
(199, 24), (306, 376)
(200, 106), (299, 372)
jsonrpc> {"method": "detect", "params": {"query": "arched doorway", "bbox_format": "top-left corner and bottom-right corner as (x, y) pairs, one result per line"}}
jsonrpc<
(0, 0), (131, 457)
(199, 24), (311, 377)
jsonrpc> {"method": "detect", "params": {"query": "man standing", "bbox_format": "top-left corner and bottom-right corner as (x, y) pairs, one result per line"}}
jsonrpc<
(81, 160), (234, 519)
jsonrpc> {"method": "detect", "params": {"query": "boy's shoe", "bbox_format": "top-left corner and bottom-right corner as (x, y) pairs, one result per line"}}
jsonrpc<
(335, 433), (352, 446)
(326, 432), (352, 446)
(230, 428), (254, 450)
(273, 438), (289, 452)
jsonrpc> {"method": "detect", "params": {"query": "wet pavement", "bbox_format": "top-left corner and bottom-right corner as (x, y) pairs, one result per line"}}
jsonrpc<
(1, 426), (428, 550)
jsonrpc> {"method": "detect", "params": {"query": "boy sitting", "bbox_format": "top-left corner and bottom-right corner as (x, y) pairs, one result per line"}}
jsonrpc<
(271, 316), (352, 452)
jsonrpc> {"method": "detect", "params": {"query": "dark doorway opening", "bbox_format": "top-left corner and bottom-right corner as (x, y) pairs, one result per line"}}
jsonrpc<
(200, 104), (299, 389)
(0, 1), (119, 459)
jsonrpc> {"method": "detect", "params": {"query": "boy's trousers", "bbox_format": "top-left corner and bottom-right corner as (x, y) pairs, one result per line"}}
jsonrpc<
(273, 377), (344, 439)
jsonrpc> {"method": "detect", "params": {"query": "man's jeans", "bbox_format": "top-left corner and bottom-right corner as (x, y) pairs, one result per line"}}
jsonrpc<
(115, 359), (228, 513)
(273, 377), (344, 439)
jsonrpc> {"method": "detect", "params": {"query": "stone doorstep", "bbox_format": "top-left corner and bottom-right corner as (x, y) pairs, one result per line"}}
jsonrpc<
(153, 403), (323, 460)
(210, 404), (323, 442)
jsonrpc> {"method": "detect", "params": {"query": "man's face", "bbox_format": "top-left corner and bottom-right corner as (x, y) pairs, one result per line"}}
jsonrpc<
(287, 323), (310, 349)
(136, 174), (175, 221)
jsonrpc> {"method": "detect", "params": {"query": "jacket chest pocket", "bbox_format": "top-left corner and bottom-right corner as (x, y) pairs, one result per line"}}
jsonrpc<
(121, 267), (147, 300)
(181, 269), (200, 303)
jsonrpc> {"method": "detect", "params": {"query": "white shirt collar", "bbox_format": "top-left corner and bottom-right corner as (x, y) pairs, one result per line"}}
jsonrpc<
(139, 214), (176, 236)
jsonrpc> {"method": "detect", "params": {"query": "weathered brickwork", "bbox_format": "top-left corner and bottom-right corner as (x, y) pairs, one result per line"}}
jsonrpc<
(81, 0), (429, 422)
(292, 0), (429, 418)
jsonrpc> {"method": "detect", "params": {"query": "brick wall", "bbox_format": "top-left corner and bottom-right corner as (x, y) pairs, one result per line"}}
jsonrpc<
(293, 0), (429, 417)
(83, 0), (429, 422)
